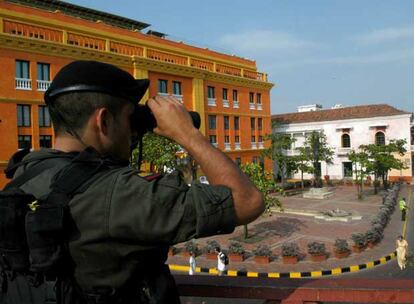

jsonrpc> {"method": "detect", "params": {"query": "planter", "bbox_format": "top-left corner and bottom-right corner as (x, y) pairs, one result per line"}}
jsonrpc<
(310, 253), (326, 262)
(367, 241), (378, 249)
(254, 256), (270, 264)
(334, 250), (350, 259)
(205, 252), (217, 260)
(228, 253), (244, 262)
(352, 245), (365, 253)
(282, 256), (298, 264)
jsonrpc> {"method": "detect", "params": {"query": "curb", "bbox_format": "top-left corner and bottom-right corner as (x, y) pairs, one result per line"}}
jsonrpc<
(169, 252), (396, 278)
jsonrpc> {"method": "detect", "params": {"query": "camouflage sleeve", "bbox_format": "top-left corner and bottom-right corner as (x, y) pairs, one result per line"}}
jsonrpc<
(107, 169), (237, 245)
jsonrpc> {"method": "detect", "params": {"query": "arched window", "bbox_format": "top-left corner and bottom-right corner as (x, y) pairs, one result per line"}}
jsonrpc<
(342, 134), (351, 148)
(375, 132), (385, 145)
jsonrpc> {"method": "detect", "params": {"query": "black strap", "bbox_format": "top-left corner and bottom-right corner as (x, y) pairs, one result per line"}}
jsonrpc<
(4, 157), (72, 191)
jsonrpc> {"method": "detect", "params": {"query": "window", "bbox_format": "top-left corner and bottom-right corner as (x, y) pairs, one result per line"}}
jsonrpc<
(224, 116), (229, 130)
(172, 81), (182, 95)
(208, 115), (216, 130)
(17, 104), (31, 127)
(158, 79), (168, 94)
(207, 86), (215, 98)
(209, 135), (217, 144)
(18, 135), (31, 149)
(258, 118), (263, 131)
(222, 88), (228, 100)
(232, 90), (238, 101)
(375, 132), (385, 146)
(235, 157), (241, 166)
(251, 136), (256, 142)
(37, 63), (50, 81)
(16, 60), (30, 79)
(250, 117), (255, 130)
(257, 93), (262, 104)
(343, 162), (353, 177)
(249, 92), (254, 103)
(38, 106), (50, 127)
(39, 135), (52, 148)
(252, 156), (258, 163)
(259, 135), (263, 142)
(315, 162), (322, 177)
(224, 135), (230, 143)
(342, 134), (351, 148)
(235, 135), (240, 143)
(234, 116), (239, 130)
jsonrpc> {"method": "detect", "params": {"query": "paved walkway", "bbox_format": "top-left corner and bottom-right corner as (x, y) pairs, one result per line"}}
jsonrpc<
(168, 184), (411, 276)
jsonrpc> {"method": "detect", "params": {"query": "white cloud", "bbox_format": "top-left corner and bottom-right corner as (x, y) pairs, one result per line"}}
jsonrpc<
(218, 30), (316, 55)
(354, 24), (414, 45)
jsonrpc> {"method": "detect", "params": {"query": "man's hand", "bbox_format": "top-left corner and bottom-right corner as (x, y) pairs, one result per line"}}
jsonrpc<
(147, 95), (197, 146)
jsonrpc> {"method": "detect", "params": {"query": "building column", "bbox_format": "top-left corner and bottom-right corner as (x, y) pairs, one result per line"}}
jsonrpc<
(132, 60), (149, 104)
(192, 78), (206, 135)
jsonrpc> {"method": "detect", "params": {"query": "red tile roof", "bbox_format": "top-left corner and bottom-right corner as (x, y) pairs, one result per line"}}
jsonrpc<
(272, 104), (410, 124)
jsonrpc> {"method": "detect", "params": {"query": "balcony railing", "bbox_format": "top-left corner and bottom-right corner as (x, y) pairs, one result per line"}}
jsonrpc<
(173, 94), (183, 102)
(211, 143), (218, 148)
(233, 100), (239, 108)
(337, 147), (353, 155)
(257, 103), (263, 110)
(258, 142), (264, 149)
(222, 99), (230, 108)
(235, 143), (241, 150)
(249, 102), (255, 110)
(207, 98), (216, 106)
(224, 143), (231, 150)
(15, 78), (32, 90)
(251, 142), (257, 149)
(36, 80), (51, 91)
(286, 149), (299, 156)
(175, 275), (414, 304)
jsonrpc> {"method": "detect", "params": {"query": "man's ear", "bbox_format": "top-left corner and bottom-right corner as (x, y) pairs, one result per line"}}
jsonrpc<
(95, 108), (111, 135)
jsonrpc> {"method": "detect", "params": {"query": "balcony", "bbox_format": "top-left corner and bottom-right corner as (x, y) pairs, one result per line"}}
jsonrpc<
(212, 142), (218, 148)
(207, 98), (216, 106)
(15, 78), (32, 90)
(258, 142), (264, 149)
(157, 92), (169, 97)
(233, 100), (239, 108)
(224, 143), (231, 150)
(36, 80), (51, 91)
(251, 142), (257, 149)
(175, 275), (414, 304)
(257, 103), (263, 110)
(235, 142), (241, 150)
(286, 149), (299, 156)
(249, 102), (255, 110)
(223, 99), (230, 108)
(337, 147), (353, 156)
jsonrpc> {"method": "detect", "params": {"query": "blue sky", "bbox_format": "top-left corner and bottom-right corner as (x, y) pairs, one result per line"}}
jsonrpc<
(68, 0), (414, 114)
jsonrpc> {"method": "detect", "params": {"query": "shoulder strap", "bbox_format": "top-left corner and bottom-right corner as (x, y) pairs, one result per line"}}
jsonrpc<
(4, 157), (72, 191)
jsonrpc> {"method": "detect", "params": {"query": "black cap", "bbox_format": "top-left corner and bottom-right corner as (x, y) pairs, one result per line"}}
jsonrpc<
(44, 60), (149, 104)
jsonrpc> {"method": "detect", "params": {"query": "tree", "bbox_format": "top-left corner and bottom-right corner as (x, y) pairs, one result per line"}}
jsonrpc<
(301, 131), (334, 187)
(348, 150), (371, 199)
(131, 132), (181, 173)
(359, 139), (407, 193)
(293, 149), (314, 189)
(240, 163), (282, 239)
(261, 121), (297, 184)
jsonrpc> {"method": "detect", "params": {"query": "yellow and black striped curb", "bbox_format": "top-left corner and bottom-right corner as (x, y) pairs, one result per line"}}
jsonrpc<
(169, 252), (396, 278)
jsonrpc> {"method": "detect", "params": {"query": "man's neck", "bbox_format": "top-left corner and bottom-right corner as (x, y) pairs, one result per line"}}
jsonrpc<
(54, 135), (88, 153)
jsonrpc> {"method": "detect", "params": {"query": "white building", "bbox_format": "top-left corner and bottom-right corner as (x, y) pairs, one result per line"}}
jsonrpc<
(272, 104), (413, 182)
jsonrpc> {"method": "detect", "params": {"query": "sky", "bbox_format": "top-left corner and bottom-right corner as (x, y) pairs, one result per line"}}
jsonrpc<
(67, 0), (414, 114)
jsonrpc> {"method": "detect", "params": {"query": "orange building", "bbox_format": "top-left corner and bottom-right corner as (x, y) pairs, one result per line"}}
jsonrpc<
(0, 0), (274, 187)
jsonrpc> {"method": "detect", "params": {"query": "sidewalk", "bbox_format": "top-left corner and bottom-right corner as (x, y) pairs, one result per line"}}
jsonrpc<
(168, 184), (410, 275)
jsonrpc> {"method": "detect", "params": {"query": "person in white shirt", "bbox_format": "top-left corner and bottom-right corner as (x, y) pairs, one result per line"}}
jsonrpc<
(215, 246), (227, 276)
(188, 251), (196, 275)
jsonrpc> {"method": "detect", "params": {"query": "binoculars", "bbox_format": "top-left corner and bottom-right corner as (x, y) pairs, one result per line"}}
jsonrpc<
(132, 105), (201, 134)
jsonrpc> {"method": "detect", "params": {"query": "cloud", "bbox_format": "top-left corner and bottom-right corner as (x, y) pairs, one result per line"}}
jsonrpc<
(354, 24), (414, 45)
(218, 30), (316, 56)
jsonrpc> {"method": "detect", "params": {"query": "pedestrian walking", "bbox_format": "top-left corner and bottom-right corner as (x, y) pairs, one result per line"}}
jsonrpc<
(189, 251), (196, 275)
(399, 197), (408, 221)
(215, 246), (228, 276)
(396, 235), (408, 270)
